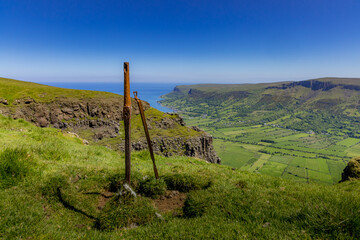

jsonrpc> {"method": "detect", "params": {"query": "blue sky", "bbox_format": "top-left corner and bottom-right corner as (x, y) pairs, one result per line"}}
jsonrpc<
(1, 0), (360, 83)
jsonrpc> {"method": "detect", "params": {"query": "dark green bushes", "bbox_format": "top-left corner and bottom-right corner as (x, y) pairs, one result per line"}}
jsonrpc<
(341, 156), (360, 182)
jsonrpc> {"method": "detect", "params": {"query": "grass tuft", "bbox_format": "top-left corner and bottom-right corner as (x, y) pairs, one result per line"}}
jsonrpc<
(163, 173), (211, 192)
(183, 192), (207, 218)
(0, 148), (31, 189)
(138, 177), (167, 199)
(97, 196), (156, 230)
(41, 175), (69, 200)
(106, 172), (143, 192)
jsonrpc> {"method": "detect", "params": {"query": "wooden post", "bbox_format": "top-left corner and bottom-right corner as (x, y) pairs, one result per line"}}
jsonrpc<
(133, 91), (159, 179)
(123, 62), (131, 184)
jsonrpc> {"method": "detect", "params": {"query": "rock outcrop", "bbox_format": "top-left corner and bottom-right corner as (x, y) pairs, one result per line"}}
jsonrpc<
(341, 157), (360, 182)
(0, 97), (220, 164)
(130, 131), (221, 164)
(0, 98), (8, 105)
(0, 97), (148, 138)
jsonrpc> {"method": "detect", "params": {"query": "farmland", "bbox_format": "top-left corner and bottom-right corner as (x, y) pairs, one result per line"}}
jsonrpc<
(205, 124), (353, 184)
(161, 78), (360, 184)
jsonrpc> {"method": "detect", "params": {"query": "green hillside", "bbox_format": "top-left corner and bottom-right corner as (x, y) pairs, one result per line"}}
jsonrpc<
(1, 114), (360, 239)
(0, 77), (205, 160)
(0, 77), (202, 142)
(162, 78), (360, 137)
(161, 78), (360, 183)
(0, 77), (119, 104)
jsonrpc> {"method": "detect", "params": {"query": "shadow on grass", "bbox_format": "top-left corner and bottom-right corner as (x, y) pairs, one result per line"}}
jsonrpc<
(56, 187), (98, 221)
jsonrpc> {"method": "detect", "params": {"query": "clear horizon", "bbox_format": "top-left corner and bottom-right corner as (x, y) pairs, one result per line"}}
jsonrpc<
(6, 76), (357, 86)
(1, 1), (360, 83)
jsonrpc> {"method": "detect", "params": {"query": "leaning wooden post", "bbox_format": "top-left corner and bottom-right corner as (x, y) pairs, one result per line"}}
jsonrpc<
(133, 91), (159, 179)
(123, 62), (131, 184)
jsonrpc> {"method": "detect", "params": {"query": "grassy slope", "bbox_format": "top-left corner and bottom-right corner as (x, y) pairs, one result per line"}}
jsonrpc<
(0, 77), (119, 104)
(1, 115), (360, 239)
(0, 77), (202, 146)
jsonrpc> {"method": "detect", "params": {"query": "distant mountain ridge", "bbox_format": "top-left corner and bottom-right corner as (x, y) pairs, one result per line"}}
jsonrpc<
(267, 78), (360, 91)
(161, 77), (360, 137)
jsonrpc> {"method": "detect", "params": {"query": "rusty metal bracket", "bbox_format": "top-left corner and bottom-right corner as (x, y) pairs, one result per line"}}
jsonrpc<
(123, 62), (131, 184)
(133, 91), (159, 179)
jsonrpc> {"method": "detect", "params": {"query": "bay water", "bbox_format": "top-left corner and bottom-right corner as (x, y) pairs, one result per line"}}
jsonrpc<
(41, 82), (178, 112)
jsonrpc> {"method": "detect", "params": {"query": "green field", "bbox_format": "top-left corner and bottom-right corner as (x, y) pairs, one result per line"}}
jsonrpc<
(193, 123), (353, 184)
(164, 105), (356, 184)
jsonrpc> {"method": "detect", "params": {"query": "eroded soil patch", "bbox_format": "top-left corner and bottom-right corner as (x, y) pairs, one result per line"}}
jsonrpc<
(153, 190), (187, 213)
(97, 191), (114, 210)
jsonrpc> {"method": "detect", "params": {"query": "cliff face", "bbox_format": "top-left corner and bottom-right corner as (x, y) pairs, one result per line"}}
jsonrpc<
(0, 97), (147, 138)
(130, 127), (221, 164)
(0, 96), (220, 164)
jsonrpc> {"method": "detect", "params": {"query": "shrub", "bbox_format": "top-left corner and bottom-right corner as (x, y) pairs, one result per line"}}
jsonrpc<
(0, 148), (30, 189)
(163, 173), (211, 192)
(138, 177), (166, 199)
(341, 156), (360, 182)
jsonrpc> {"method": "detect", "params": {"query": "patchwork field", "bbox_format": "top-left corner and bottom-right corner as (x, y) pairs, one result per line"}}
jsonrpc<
(201, 124), (353, 184)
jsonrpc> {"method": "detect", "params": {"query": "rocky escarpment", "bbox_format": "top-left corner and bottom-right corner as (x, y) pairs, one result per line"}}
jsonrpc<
(0, 96), (147, 138)
(0, 96), (220, 164)
(341, 157), (360, 182)
(129, 126), (220, 164)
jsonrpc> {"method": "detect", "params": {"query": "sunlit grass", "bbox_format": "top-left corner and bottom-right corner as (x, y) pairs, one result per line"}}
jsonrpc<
(0, 114), (360, 239)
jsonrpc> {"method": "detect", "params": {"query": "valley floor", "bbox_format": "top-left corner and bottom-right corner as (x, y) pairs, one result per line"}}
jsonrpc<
(186, 117), (359, 184)
(159, 77), (360, 184)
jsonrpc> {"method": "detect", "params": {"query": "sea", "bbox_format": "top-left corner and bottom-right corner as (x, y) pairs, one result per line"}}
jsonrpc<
(40, 82), (179, 112)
